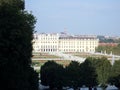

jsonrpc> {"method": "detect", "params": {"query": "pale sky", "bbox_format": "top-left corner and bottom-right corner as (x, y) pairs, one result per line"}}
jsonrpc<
(25, 0), (120, 36)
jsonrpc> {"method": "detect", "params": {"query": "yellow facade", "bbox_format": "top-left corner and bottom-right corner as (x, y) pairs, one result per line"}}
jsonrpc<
(33, 33), (99, 53)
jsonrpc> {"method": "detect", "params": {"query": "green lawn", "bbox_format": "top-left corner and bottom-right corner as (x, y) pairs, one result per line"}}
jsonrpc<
(32, 60), (71, 67)
(32, 52), (61, 58)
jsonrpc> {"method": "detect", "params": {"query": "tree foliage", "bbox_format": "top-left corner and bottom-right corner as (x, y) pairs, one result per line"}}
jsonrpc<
(108, 60), (120, 88)
(40, 57), (116, 89)
(0, 0), (38, 89)
(88, 57), (111, 87)
(108, 75), (120, 89)
(65, 61), (80, 89)
(40, 60), (98, 90)
(0, 0), (24, 10)
(96, 44), (120, 55)
(40, 61), (64, 89)
(111, 60), (120, 77)
(79, 59), (98, 87)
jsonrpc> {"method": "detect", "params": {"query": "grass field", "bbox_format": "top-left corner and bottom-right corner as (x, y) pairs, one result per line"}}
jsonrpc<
(32, 60), (71, 67)
(32, 52), (61, 58)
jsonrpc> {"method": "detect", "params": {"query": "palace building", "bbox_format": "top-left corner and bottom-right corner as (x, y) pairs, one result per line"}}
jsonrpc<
(33, 33), (99, 53)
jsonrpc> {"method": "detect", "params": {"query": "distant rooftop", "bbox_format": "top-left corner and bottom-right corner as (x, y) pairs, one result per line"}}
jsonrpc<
(59, 35), (97, 39)
(34, 32), (98, 39)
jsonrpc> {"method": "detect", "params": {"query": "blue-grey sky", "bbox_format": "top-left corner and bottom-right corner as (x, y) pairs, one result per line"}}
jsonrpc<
(25, 0), (120, 36)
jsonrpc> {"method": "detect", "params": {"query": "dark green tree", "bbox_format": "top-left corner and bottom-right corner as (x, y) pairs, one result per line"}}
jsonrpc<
(79, 59), (98, 88)
(0, 0), (24, 10)
(96, 57), (111, 86)
(108, 60), (120, 88)
(64, 61), (80, 89)
(111, 60), (120, 77)
(108, 75), (120, 89)
(88, 57), (112, 87)
(0, 0), (38, 90)
(96, 44), (120, 55)
(40, 61), (64, 90)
